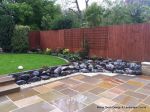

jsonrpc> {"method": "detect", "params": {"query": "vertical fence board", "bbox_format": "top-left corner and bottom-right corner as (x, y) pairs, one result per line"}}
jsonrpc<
(29, 31), (40, 49)
(144, 24), (150, 61)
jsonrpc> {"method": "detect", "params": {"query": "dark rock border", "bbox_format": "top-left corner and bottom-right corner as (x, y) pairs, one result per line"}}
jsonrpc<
(10, 58), (142, 85)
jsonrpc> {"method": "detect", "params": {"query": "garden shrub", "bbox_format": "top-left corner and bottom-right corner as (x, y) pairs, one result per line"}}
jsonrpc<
(44, 48), (52, 55)
(11, 25), (30, 53)
(0, 15), (15, 52)
(67, 53), (81, 61)
(57, 52), (81, 61)
(63, 48), (70, 54)
(55, 48), (64, 54)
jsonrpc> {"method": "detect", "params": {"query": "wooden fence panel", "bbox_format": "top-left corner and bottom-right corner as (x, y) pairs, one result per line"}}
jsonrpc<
(40, 30), (59, 50)
(84, 27), (108, 57)
(64, 29), (73, 51)
(108, 24), (146, 61)
(29, 23), (150, 61)
(64, 28), (83, 51)
(29, 31), (40, 49)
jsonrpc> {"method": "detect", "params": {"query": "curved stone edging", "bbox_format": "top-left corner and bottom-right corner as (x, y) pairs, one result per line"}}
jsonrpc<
(55, 56), (70, 63)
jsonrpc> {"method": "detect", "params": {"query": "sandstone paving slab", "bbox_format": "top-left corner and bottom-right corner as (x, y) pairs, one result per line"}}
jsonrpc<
(140, 75), (150, 80)
(38, 90), (66, 103)
(14, 95), (43, 108)
(70, 75), (86, 80)
(99, 91), (119, 99)
(124, 90), (147, 100)
(103, 103), (132, 112)
(72, 92), (100, 105)
(44, 81), (64, 89)
(97, 81), (116, 89)
(60, 78), (82, 87)
(136, 88), (150, 96)
(89, 87), (106, 95)
(92, 74), (110, 80)
(94, 97), (116, 107)
(50, 108), (63, 112)
(51, 96), (86, 112)
(78, 76), (100, 85)
(78, 103), (104, 112)
(7, 88), (39, 101)
(12, 101), (55, 112)
(108, 87), (126, 94)
(52, 83), (69, 91)
(113, 75), (136, 81)
(143, 96), (150, 105)
(143, 84), (150, 90)
(102, 77), (124, 85)
(113, 94), (141, 106)
(60, 88), (78, 97)
(0, 100), (18, 112)
(130, 103), (150, 112)
(127, 80), (144, 87)
(117, 83), (139, 91)
(33, 85), (51, 94)
(129, 78), (150, 85)
(71, 83), (94, 92)
(0, 96), (9, 103)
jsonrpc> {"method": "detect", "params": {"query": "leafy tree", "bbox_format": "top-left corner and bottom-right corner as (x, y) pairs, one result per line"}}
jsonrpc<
(7, 2), (33, 24)
(41, 15), (53, 30)
(141, 6), (150, 22)
(102, 0), (150, 25)
(1, 0), (150, 31)
(63, 10), (81, 28)
(104, 3), (133, 25)
(0, 1), (13, 15)
(85, 2), (104, 27)
(0, 15), (15, 52)
(0, 1), (15, 52)
(40, 2), (62, 30)
(127, 3), (150, 23)
(51, 16), (74, 30)
(14, 0), (61, 30)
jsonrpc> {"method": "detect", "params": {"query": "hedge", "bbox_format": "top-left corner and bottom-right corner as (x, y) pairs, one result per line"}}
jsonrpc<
(11, 25), (30, 53)
(0, 15), (15, 52)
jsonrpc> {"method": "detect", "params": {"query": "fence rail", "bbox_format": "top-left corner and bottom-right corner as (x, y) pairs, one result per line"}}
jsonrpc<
(29, 23), (150, 61)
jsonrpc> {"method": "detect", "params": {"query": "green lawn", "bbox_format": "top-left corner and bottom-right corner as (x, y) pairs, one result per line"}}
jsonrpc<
(0, 54), (67, 75)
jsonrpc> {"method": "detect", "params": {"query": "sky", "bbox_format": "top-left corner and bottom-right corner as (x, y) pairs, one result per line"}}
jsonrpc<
(56, 0), (104, 10)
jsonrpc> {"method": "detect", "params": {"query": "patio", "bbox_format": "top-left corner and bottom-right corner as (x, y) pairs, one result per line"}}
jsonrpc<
(0, 74), (150, 112)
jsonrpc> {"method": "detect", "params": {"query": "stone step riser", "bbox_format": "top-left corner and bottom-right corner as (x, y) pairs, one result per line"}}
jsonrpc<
(0, 87), (20, 96)
(0, 76), (20, 96)
(0, 81), (15, 86)
(0, 76), (15, 86)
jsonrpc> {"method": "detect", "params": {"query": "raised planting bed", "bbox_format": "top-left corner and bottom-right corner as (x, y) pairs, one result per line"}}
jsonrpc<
(11, 58), (142, 85)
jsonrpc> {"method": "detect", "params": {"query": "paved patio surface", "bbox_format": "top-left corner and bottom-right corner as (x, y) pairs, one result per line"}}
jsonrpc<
(0, 74), (150, 112)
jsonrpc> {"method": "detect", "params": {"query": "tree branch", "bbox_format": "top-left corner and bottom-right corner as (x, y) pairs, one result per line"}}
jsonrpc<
(74, 0), (81, 13)
(69, 8), (80, 16)
(85, 0), (89, 8)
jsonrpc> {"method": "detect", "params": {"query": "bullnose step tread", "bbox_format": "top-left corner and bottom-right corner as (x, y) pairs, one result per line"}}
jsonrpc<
(0, 83), (20, 96)
(0, 76), (15, 86)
